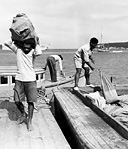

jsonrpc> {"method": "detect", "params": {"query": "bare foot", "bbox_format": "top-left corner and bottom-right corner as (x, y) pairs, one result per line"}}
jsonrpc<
(27, 121), (34, 131)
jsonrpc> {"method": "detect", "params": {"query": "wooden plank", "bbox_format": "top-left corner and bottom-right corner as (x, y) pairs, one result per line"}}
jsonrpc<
(43, 74), (84, 89)
(74, 89), (128, 140)
(44, 76), (74, 88)
(53, 87), (128, 149)
(38, 108), (71, 149)
(0, 98), (71, 149)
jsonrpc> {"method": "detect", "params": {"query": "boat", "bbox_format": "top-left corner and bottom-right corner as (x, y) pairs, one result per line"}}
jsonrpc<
(97, 28), (109, 52)
(53, 86), (128, 148)
(111, 50), (123, 53)
(52, 76), (128, 148)
(97, 48), (109, 52)
(0, 66), (75, 90)
(0, 66), (45, 90)
(97, 44), (109, 52)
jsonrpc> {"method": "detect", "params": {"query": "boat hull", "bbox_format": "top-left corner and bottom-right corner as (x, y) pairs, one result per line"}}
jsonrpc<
(53, 87), (128, 148)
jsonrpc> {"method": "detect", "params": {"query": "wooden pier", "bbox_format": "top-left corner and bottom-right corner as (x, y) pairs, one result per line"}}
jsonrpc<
(0, 90), (71, 149)
(53, 87), (128, 149)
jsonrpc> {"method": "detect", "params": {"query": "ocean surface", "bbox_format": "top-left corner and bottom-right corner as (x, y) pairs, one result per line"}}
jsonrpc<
(0, 49), (128, 85)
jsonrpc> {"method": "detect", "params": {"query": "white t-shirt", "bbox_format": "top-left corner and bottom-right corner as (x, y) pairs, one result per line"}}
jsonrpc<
(12, 44), (42, 81)
(75, 43), (92, 67)
(50, 55), (63, 71)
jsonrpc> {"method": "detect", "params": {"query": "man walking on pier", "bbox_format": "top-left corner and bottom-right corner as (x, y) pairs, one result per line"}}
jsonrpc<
(4, 39), (42, 131)
(74, 37), (98, 91)
(4, 13), (43, 131)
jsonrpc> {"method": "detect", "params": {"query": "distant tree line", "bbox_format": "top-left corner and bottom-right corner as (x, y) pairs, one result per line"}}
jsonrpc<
(104, 41), (128, 48)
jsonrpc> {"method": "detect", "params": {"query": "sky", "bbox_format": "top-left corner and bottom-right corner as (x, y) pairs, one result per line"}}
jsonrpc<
(0, 0), (128, 49)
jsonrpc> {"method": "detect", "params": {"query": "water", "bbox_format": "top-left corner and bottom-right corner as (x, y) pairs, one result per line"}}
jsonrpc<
(92, 51), (128, 85)
(1, 49), (128, 85)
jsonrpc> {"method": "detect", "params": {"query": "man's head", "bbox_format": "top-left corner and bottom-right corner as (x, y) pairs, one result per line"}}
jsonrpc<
(22, 38), (36, 54)
(14, 38), (36, 54)
(58, 55), (63, 60)
(90, 37), (98, 50)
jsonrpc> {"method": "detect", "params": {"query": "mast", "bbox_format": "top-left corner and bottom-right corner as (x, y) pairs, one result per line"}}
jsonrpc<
(100, 26), (104, 49)
(101, 25), (103, 44)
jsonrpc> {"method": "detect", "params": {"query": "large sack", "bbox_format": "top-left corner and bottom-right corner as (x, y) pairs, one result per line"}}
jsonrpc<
(100, 70), (119, 104)
(9, 13), (38, 43)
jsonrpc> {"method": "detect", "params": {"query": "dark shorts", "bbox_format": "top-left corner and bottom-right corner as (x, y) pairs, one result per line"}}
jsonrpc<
(14, 80), (37, 103)
(47, 56), (57, 82)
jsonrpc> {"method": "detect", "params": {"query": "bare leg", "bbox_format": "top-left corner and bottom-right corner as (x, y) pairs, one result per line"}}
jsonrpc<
(27, 102), (34, 131)
(84, 67), (90, 85)
(15, 101), (27, 124)
(74, 68), (82, 87)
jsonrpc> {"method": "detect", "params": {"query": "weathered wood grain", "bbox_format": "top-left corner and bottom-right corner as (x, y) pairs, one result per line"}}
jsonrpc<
(53, 87), (128, 149)
(0, 99), (71, 149)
